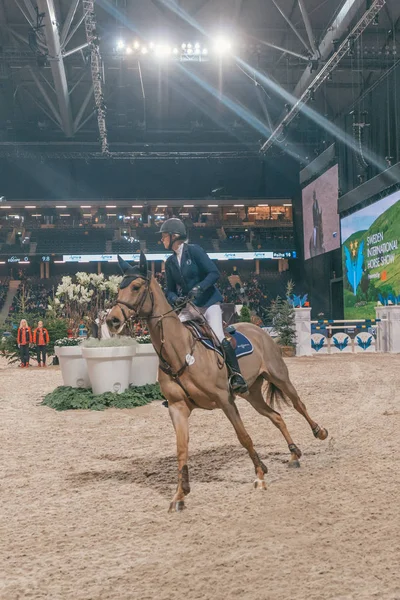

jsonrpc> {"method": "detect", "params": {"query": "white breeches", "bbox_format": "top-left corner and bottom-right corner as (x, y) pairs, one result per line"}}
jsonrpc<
(179, 303), (225, 342)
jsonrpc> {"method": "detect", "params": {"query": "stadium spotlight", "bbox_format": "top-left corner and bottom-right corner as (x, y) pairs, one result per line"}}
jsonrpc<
(214, 36), (232, 54)
(116, 39), (125, 50)
(172, 47), (179, 55)
(126, 47), (133, 54)
(155, 44), (171, 57)
(202, 48), (208, 55)
(181, 43), (187, 49)
(133, 40), (140, 49)
(149, 42), (155, 49)
(141, 46), (148, 54)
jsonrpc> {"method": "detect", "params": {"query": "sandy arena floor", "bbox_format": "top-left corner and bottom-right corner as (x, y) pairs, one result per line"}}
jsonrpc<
(0, 353), (399, 600)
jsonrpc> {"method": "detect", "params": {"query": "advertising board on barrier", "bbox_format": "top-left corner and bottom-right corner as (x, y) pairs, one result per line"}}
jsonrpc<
(61, 251), (297, 263)
(341, 190), (400, 319)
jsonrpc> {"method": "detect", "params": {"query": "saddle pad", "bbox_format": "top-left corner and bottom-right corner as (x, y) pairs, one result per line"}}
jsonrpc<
(186, 322), (254, 359)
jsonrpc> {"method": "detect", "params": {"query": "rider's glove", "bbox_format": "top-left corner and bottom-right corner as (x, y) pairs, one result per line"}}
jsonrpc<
(174, 296), (187, 307)
(188, 286), (202, 301)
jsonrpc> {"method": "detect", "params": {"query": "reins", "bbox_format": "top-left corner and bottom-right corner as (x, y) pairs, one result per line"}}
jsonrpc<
(114, 275), (207, 408)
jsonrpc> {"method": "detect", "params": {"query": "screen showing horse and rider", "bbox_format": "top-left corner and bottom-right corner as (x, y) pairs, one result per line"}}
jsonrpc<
(302, 163), (340, 260)
(341, 189), (400, 320)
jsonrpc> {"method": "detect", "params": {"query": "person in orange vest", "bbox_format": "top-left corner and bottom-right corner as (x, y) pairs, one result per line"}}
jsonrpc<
(33, 320), (50, 367)
(17, 319), (32, 368)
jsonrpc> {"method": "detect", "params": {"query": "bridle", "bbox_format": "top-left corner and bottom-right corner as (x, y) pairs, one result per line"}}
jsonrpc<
(114, 275), (154, 325)
(114, 273), (187, 326)
(113, 272), (209, 409)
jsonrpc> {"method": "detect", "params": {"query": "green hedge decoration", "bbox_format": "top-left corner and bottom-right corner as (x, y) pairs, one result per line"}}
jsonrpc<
(42, 383), (165, 411)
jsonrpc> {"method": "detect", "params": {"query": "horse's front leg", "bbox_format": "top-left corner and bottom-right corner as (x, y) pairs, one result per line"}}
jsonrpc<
(168, 400), (192, 513)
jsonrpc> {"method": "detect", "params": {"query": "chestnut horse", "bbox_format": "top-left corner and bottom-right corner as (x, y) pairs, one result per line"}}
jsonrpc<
(107, 253), (328, 512)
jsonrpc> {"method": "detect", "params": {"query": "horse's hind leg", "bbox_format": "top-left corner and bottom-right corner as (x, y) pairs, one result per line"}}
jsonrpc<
(219, 395), (268, 489)
(271, 376), (328, 442)
(168, 400), (192, 512)
(247, 378), (302, 468)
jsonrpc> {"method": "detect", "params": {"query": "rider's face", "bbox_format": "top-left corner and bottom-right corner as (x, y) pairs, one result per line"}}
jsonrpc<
(161, 233), (170, 249)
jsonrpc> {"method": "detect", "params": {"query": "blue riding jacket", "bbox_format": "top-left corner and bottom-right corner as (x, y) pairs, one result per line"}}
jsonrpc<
(165, 243), (223, 308)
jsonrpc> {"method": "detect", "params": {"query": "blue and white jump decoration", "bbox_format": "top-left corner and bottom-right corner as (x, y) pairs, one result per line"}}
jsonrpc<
(294, 307), (399, 356)
(309, 321), (377, 354)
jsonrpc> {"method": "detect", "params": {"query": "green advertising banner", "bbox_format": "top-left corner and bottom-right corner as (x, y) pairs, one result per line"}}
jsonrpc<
(341, 191), (400, 319)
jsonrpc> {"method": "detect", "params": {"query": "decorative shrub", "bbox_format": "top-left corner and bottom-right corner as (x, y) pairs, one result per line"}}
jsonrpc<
(267, 281), (296, 348)
(239, 305), (252, 323)
(42, 383), (165, 411)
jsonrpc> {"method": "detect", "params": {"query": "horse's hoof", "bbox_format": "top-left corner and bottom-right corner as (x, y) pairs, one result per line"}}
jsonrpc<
(253, 478), (267, 490)
(168, 500), (185, 513)
(319, 427), (328, 440)
(313, 425), (329, 440)
(288, 460), (301, 469)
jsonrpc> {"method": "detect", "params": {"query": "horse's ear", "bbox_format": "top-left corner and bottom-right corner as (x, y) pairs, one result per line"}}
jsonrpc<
(139, 251), (148, 277)
(118, 255), (131, 274)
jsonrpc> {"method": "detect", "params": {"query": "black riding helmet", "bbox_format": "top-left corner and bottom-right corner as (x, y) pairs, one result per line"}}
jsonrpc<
(159, 218), (187, 249)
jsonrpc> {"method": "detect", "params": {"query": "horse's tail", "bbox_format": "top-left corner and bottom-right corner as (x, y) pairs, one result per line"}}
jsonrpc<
(266, 382), (292, 411)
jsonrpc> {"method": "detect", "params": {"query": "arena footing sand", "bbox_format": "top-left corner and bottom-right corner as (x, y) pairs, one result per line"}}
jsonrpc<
(1, 354), (399, 600)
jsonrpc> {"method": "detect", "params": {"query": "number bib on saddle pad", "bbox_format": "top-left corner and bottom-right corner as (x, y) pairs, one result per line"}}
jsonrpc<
(185, 322), (254, 359)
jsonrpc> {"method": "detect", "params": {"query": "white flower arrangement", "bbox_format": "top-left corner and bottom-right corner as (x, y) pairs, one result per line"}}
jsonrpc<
(135, 334), (152, 344)
(52, 272), (123, 336)
(54, 337), (82, 347)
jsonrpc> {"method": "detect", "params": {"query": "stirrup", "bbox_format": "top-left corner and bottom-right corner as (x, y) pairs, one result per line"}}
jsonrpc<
(229, 373), (248, 394)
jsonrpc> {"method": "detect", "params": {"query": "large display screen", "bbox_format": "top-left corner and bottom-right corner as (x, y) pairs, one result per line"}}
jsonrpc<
(302, 164), (340, 260)
(341, 190), (400, 319)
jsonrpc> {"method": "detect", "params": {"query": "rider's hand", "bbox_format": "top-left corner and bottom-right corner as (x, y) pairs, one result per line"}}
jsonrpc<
(174, 296), (186, 307)
(188, 286), (202, 301)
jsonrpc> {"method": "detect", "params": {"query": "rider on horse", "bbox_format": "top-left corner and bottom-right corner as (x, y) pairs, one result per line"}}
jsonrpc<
(160, 217), (248, 395)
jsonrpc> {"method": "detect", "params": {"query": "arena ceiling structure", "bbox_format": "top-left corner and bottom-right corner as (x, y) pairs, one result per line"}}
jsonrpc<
(0, 0), (399, 161)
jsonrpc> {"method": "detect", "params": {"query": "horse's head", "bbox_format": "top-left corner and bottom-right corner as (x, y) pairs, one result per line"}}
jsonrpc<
(107, 252), (153, 333)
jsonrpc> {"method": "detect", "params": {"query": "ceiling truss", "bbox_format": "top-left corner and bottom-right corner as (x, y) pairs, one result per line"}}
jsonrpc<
(260, 0), (387, 153)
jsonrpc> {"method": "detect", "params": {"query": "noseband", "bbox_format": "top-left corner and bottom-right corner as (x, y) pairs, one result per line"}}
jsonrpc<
(114, 275), (154, 323)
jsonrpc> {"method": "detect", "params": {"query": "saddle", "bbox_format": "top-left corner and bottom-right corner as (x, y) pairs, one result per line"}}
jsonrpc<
(184, 321), (254, 359)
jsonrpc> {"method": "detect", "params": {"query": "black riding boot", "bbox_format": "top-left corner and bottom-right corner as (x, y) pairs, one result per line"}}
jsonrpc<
(221, 338), (248, 394)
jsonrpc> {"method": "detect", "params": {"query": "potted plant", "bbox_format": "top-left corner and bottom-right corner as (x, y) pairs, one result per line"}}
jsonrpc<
(48, 272), (122, 337)
(130, 334), (159, 387)
(267, 281), (297, 357)
(54, 338), (90, 388)
(81, 336), (137, 395)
